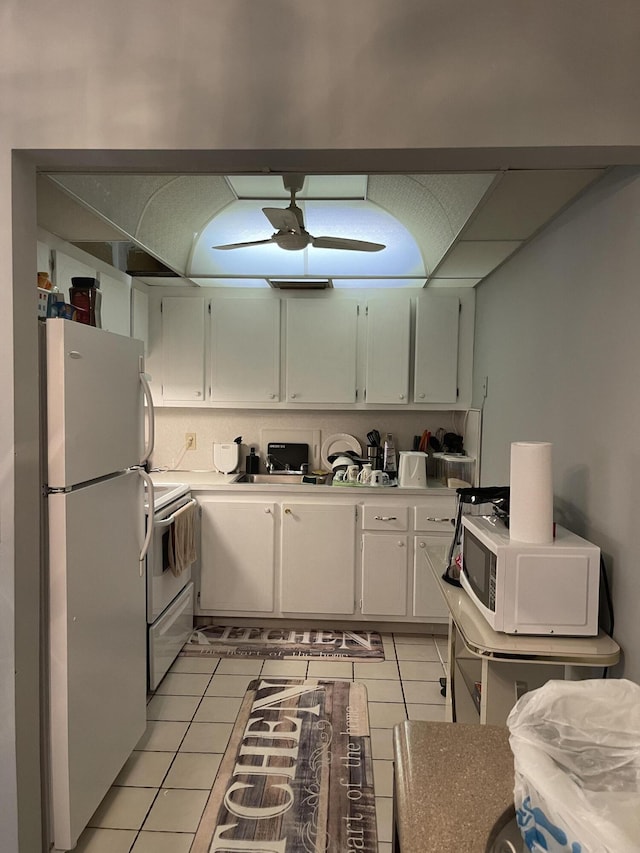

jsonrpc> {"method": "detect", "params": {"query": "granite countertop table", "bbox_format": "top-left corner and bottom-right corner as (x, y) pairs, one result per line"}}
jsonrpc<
(393, 720), (515, 853)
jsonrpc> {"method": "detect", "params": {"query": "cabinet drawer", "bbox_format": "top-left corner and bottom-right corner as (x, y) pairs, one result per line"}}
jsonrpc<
(414, 499), (457, 532)
(362, 505), (408, 531)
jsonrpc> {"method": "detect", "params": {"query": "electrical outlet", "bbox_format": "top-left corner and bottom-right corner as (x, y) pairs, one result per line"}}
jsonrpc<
(185, 432), (196, 450)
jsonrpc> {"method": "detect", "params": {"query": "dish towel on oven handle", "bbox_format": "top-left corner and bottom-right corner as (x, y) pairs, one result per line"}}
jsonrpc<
(168, 501), (197, 577)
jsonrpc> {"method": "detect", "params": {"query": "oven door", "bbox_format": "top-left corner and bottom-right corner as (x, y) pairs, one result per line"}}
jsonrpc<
(146, 494), (196, 623)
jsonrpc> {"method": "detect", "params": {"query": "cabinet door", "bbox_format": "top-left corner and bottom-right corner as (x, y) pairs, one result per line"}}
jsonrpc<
(285, 300), (358, 403)
(200, 500), (276, 612)
(361, 534), (408, 616)
(281, 503), (356, 614)
(413, 535), (449, 619)
(210, 296), (280, 402)
(100, 272), (131, 336)
(365, 297), (410, 404)
(161, 297), (205, 402)
(132, 288), (149, 355)
(414, 294), (460, 403)
(52, 249), (97, 299)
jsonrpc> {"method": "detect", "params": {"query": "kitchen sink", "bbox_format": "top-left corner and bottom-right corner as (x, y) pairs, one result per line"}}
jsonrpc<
(238, 473), (307, 485)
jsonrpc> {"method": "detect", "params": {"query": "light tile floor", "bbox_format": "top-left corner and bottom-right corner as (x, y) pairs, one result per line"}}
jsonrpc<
(75, 632), (447, 853)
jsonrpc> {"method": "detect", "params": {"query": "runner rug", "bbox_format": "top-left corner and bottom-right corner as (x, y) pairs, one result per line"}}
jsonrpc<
(181, 625), (385, 661)
(192, 678), (377, 853)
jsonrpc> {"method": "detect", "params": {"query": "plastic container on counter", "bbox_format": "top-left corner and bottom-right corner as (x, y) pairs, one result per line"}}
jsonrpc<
(436, 454), (475, 487)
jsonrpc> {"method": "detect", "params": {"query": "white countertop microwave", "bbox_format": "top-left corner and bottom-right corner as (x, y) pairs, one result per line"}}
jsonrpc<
(460, 515), (600, 636)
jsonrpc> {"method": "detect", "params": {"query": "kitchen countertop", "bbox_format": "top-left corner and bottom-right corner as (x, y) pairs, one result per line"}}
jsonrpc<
(393, 720), (515, 853)
(150, 470), (241, 487)
(150, 469), (455, 495)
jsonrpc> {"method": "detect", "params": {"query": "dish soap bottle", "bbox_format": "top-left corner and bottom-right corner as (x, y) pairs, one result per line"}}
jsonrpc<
(382, 433), (397, 477)
(246, 447), (260, 475)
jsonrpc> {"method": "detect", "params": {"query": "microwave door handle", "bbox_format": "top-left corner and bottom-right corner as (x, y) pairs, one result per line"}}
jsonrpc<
(138, 468), (155, 571)
(154, 499), (198, 528)
(139, 361), (155, 464)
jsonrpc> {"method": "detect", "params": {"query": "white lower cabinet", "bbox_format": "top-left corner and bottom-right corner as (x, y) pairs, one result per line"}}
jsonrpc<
(195, 489), (454, 623)
(413, 536), (450, 620)
(199, 498), (276, 613)
(281, 502), (356, 614)
(361, 534), (408, 616)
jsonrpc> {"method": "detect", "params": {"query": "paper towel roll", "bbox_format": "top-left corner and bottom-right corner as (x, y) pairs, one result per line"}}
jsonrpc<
(509, 441), (553, 544)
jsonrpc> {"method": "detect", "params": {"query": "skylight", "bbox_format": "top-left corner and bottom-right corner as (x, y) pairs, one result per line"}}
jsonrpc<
(188, 199), (425, 287)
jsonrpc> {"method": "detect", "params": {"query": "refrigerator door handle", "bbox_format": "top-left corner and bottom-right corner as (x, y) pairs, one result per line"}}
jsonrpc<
(139, 363), (155, 464)
(138, 468), (155, 571)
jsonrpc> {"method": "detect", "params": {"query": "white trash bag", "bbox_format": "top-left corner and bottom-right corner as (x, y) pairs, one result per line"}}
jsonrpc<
(507, 679), (640, 853)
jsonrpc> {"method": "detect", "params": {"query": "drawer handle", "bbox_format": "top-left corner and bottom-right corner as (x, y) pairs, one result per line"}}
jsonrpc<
(374, 515), (397, 521)
(425, 516), (454, 523)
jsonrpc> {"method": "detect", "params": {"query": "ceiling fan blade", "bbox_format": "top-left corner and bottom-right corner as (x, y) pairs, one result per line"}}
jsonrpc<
(263, 207), (301, 233)
(212, 238), (275, 250)
(311, 236), (386, 252)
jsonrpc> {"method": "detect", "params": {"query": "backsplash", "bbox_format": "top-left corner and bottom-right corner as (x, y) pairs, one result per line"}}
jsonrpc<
(151, 408), (480, 473)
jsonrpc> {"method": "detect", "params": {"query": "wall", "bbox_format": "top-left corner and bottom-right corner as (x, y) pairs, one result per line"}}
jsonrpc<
(2, 2), (640, 850)
(473, 166), (640, 682)
(152, 408), (476, 473)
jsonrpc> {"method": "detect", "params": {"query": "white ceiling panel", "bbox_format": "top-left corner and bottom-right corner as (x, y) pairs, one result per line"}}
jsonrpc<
(463, 169), (604, 240)
(227, 174), (368, 200)
(434, 241), (522, 278)
(427, 277), (482, 288)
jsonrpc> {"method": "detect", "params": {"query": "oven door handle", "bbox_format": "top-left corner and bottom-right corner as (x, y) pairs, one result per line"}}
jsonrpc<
(154, 498), (198, 528)
(138, 468), (155, 571)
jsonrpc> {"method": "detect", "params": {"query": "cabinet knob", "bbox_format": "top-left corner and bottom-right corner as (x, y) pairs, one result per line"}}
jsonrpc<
(269, 393), (277, 399)
(419, 541), (426, 548)
(264, 507), (272, 514)
(284, 507), (292, 514)
(397, 540), (405, 547)
(290, 393), (297, 399)
(418, 392), (426, 399)
(398, 393), (405, 400)
(195, 391), (202, 397)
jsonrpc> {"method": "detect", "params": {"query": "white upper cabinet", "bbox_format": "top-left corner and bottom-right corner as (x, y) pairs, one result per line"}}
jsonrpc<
(132, 288), (149, 355)
(285, 299), (358, 403)
(52, 249), (97, 299)
(210, 296), (280, 402)
(414, 293), (460, 404)
(365, 296), (410, 404)
(99, 273), (131, 336)
(161, 297), (205, 402)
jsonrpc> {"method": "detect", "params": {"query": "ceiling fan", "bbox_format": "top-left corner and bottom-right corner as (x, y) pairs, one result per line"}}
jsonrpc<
(212, 174), (386, 253)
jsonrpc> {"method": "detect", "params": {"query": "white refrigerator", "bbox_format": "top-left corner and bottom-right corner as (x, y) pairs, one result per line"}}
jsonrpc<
(44, 319), (154, 852)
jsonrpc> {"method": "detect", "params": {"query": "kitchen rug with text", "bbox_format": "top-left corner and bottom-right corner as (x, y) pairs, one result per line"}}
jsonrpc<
(191, 678), (377, 853)
(180, 625), (385, 660)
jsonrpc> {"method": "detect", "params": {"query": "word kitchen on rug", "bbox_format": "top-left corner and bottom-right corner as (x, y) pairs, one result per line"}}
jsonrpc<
(181, 625), (385, 661)
(192, 678), (377, 853)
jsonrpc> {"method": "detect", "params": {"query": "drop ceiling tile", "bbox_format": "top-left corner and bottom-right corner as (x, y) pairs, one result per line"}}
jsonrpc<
(334, 278), (426, 289)
(463, 169), (604, 240)
(434, 241), (522, 278)
(135, 276), (197, 287)
(427, 277), (481, 288)
(190, 278), (269, 288)
(227, 175), (367, 200)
